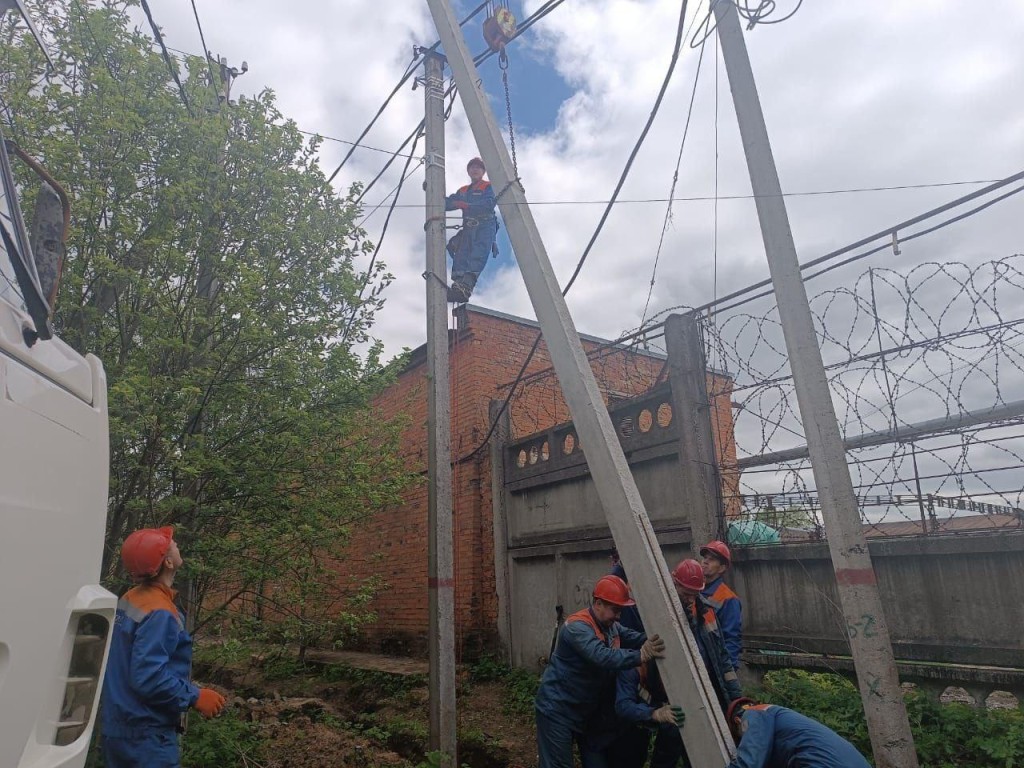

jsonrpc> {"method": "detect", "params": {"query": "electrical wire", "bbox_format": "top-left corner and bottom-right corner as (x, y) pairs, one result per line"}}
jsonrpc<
(704, 181), (1024, 318)
(322, 1), (491, 189)
(138, 0), (194, 118)
(641, 170), (1024, 325)
(359, 178), (1007, 209)
(355, 121), (425, 204)
(640, 28), (709, 327)
(188, 0), (219, 91)
(340, 130), (425, 346)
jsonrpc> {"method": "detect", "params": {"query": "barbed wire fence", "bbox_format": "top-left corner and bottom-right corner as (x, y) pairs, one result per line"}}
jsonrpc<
(703, 255), (1024, 543)
(493, 173), (1024, 546)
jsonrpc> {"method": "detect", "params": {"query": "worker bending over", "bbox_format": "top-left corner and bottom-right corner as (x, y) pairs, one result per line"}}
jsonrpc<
(726, 698), (872, 768)
(445, 156), (498, 303)
(535, 575), (665, 768)
(700, 540), (743, 670)
(101, 527), (225, 767)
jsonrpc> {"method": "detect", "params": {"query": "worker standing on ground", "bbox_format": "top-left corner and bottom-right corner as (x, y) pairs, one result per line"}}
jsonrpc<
(535, 574), (665, 768)
(445, 156), (498, 303)
(673, 559), (743, 711)
(101, 527), (226, 768)
(700, 540), (743, 671)
(725, 698), (872, 768)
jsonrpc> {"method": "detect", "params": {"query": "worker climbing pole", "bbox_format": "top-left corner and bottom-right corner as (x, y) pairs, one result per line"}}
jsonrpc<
(444, 156), (498, 303)
(442, 2), (518, 304)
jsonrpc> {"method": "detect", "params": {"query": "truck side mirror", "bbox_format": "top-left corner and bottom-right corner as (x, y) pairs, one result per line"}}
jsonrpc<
(29, 181), (65, 311)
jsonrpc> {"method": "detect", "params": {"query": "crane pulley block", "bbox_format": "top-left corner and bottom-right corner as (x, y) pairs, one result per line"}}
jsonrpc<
(483, 6), (517, 52)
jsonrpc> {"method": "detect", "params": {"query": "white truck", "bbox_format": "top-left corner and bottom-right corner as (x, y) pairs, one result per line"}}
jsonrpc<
(0, 2), (116, 766)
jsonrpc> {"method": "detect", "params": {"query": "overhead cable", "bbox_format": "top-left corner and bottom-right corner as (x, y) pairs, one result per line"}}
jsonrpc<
(139, 0), (194, 117)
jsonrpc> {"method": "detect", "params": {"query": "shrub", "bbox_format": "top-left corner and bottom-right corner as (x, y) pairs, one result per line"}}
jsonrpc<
(181, 710), (263, 767)
(760, 670), (1024, 767)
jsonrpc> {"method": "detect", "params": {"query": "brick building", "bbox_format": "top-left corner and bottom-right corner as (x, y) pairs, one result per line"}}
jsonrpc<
(339, 304), (733, 658)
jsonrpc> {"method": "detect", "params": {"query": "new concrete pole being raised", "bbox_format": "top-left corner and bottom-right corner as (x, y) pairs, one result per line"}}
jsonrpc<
(424, 0), (734, 761)
(422, 49), (458, 768)
(711, 2), (918, 765)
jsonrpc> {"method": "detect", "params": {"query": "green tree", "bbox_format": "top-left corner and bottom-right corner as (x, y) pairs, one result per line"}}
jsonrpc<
(2, 1), (413, 635)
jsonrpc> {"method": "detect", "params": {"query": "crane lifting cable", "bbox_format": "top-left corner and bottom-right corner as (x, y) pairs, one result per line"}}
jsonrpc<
(482, 2), (521, 185)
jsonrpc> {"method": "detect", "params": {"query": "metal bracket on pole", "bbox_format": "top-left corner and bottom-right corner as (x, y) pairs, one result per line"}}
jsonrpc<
(424, 0), (734, 762)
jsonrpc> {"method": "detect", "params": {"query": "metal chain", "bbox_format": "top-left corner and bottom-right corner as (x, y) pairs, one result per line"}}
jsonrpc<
(499, 50), (518, 178)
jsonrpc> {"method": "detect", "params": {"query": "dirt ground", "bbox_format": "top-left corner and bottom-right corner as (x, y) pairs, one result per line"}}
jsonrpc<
(195, 648), (538, 768)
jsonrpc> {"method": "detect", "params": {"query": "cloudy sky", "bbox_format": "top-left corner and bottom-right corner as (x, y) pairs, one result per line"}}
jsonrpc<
(135, 0), (1024, 359)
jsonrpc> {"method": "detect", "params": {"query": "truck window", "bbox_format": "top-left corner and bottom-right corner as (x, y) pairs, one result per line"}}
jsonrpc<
(0, 143), (29, 314)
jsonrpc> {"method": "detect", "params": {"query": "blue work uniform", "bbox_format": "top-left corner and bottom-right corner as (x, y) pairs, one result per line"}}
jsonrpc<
(610, 662), (685, 768)
(688, 596), (743, 712)
(101, 583), (199, 768)
(535, 607), (645, 768)
(703, 576), (742, 670)
(445, 180), (498, 298)
(729, 704), (871, 768)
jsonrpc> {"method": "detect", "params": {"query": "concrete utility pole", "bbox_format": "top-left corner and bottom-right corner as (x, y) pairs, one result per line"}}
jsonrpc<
(711, 2), (919, 765)
(184, 54), (248, 639)
(424, 1), (734, 762)
(422, 49), (458, 768)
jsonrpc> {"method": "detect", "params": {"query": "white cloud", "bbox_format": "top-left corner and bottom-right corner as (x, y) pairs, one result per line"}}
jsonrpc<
(140, 0), (1024, 357)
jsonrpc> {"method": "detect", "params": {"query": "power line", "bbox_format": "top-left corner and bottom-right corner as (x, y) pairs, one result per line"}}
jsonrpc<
(294, 127), (420, 159)
(641, 31), (708, 327)
(138, 0), (194, 117)
(360, 179), (1007, 209)
(340, 131), (425, 346)
(355, 122), (425, 204)
(157, 43), (426, 161)
(323, 54), (421, 188)
(188, 0), (218, 91)
(642, 170), (1024, 325)
(323, 1), (492, 188)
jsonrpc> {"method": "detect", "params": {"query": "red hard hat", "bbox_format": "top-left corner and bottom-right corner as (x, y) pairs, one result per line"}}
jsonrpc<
(593, 574), (635, 607)
(467, 156), (485, 171)
(700, 540), (732, 566)
(122, 526), (174, 580)
(671, 559), (706, 592)
(726, 697), (758, 739)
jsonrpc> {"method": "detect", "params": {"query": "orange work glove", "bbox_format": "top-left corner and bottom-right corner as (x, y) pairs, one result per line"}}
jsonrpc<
(194, 687), (226, 718)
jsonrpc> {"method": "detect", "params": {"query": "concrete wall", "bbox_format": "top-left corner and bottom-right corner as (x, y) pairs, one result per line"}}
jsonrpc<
(733, 534), (1024, 668)
(501, 397), (1024, 694)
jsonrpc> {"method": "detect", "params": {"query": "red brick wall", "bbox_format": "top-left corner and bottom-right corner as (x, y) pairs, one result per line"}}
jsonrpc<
(337, 308), (730, 657)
